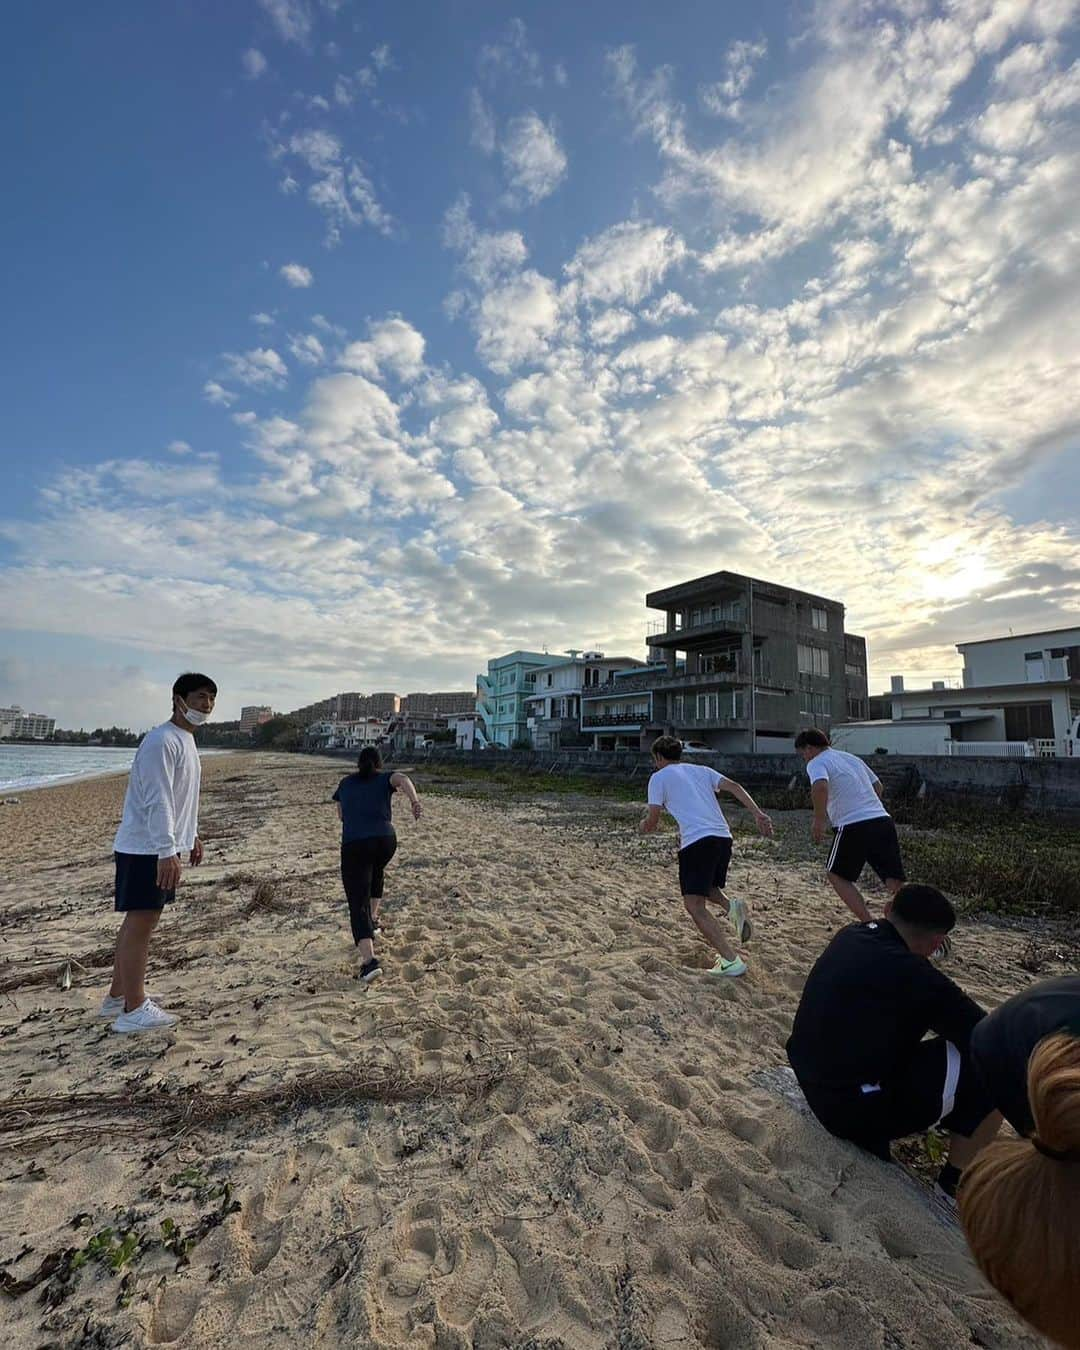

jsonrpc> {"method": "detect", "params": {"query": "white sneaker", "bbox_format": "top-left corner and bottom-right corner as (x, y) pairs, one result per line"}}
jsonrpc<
(728, 898), (753, 944)
(98, 992), (157, 1018)
(111, 998), (179, 1033)
(706, 956), (747, 978)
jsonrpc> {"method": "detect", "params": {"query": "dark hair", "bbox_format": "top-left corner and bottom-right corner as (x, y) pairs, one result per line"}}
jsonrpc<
(794, 727), (830, 749)
(356, 746), (383, 780)
(173, 672), (217, 699)
(651, 735), (683, 761)
(889, 883), (956, 934)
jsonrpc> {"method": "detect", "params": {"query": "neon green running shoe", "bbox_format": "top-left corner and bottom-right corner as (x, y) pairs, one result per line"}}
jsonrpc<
(707, 955), (747, 978)
(729, 897), (753, 944)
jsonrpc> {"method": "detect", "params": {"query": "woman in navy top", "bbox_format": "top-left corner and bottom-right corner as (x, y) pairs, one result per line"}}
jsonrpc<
(332, 745), (422, 984)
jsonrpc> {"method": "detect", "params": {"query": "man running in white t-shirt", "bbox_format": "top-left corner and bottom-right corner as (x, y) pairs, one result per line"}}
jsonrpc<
(639, 735), (774, 978)
(795, 727), (905, 923)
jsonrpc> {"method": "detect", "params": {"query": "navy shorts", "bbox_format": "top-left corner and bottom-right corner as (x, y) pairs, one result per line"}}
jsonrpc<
(678, 835), (733, 896)
(114, 852), (176, 912)
(827, 816), (905, 885)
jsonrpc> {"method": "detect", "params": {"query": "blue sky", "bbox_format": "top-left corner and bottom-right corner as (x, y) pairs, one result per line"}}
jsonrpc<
(2, 0), (1078, 729)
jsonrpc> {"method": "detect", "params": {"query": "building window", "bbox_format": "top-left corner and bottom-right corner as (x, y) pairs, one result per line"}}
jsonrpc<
(798, 645), (830, 677)
(811, 607), (828, 631)
(941, 708), (961, 719)
(1049, 647), (1066, 658)
(1004, 702), (1054, 740)
(546, 673), (552, 687)
(844, 663), (864, 677)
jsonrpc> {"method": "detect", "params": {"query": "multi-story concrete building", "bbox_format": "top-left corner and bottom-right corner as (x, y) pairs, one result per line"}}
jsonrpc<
(239, 705), (274, 733)
(0, 707), (56, 739)
(583, 570), (867, 753)
(523, 652), (646, 749)
(476, 651), (552, 748)
(401, 691), (475, 718)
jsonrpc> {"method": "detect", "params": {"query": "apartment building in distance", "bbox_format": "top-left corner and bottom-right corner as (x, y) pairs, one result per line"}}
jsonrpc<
(523, 652), (647, 749)
(0, 706), (56, 739)
(401, 691), (475, 718)
(582, 570), (868, 752)
(476, 651), (552, 748)
(239, 705), (274, 733)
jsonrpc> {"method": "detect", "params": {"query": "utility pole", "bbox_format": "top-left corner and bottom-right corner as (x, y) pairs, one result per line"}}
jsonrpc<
(749, 577), (757, 754)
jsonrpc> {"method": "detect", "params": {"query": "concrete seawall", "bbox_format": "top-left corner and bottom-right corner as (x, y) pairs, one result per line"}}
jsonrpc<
(320, 745), (1080, 812)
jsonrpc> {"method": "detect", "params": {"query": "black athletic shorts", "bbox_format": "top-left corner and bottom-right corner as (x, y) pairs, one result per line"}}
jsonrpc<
(798, 1037), (990, 1161)
(678, 835), (733, 896)
(827, 816), (905, 885)
(114, 851), (177, 912)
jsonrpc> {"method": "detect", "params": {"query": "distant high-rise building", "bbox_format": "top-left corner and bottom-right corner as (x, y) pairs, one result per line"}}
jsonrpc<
(364, 692), (400, 716)
(401, 691), (475, 717)
(239, 705), (274, 733)
(0, 706), (55, 740)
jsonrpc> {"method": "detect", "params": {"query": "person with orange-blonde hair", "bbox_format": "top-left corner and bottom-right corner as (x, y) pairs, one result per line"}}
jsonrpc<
(960, 977), (1080, 1349)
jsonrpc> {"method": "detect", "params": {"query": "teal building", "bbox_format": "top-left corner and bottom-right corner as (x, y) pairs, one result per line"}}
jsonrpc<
(476, 651), (552, 747)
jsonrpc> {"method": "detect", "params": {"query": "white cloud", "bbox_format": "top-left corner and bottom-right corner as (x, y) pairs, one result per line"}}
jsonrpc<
(258, 0), (312, 45)
(566, 222), (687, 306)
(251, 312), (275, 326)
(242, 48), (268, 79)
(166, 440), (193, 456)
(339, 317), (426, 382)
(273, 128), (392, 245)
(280, 261), (314, 288)
(371, 43), (393, 72)
(469, 88), (497, 154)
(588, 308), (636, 345)
(641, 291), (698, 324)
(288, 333), (326, 366)
(475, 271), (563, 372)
(501, 112), (568, 205)
(479, 18), (543, 87)
(701, 37), (767, 119)
(203, 381), (235, 407)
(222, 348), (289, 390)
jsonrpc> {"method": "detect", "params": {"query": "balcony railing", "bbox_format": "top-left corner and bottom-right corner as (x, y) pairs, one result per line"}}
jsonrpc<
(583, 663), (772, 698)
(582, 711), (648, 728)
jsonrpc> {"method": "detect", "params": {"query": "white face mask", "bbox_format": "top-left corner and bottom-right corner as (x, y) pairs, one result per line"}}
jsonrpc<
(178, 698), (211, 727)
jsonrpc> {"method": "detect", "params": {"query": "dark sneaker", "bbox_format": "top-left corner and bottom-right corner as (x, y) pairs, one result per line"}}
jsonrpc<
(359, 959), (382, 986)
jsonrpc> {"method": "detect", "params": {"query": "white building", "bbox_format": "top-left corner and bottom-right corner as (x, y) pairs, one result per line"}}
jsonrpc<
(849, 626), (1080, 756)
(0, 706), (56, 740)
(523, 652), (646, 750)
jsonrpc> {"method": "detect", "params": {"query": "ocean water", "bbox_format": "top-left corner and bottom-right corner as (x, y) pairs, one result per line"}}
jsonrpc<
(0, 743), (140, 792)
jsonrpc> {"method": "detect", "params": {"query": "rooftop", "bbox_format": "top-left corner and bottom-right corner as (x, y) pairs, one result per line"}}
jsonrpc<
(646, 569), (845, 611)
(956, 625), (1080, 649)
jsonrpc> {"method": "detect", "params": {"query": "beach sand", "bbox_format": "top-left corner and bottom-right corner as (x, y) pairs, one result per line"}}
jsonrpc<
(0, 752), (1059, 1348)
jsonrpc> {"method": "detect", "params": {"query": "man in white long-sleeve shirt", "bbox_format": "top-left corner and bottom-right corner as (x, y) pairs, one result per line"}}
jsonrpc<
(104, 672), (216, 1033)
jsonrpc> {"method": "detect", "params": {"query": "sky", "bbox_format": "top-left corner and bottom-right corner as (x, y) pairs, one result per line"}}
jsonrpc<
(1, 0), (1078, 731)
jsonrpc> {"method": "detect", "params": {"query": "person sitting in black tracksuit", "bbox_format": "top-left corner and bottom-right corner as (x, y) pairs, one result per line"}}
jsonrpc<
(787, 883), (1001, 1198)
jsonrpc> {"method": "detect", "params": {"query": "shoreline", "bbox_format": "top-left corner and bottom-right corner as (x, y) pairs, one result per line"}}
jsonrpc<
(0, 746), (238, 796)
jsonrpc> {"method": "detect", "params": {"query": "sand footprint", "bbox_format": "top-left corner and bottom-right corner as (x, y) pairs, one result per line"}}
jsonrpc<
(437, 1229), (497, 1327)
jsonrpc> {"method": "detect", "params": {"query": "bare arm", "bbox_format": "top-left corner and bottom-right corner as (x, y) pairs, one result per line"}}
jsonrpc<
(639, 805), (663, 835)
(390, 772), (422, 820)
(811, 780), (830, 842)
(873, 780), (884, 799)
(336, 802), (342, 820)
(717, 778), (773, 837)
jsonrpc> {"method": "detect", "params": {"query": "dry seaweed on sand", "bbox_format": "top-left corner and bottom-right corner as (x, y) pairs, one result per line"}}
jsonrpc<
(0, 1051), (519, 1153)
